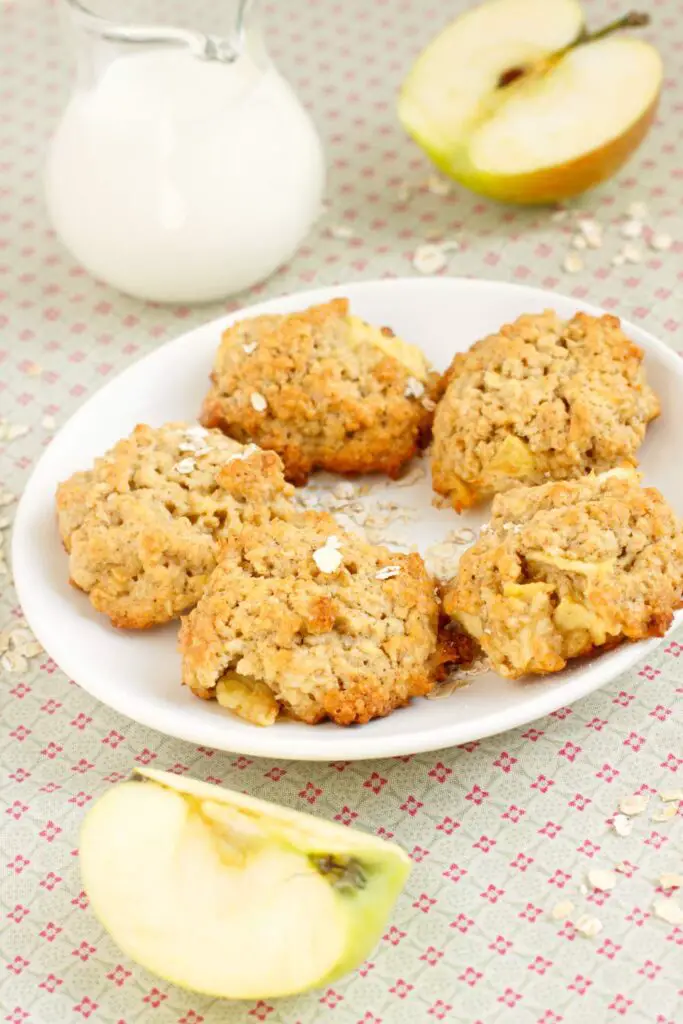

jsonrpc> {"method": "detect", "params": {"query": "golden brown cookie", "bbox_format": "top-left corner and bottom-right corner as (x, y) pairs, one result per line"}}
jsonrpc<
(180, 512), (440, 726)
(431, 310), (660, 510)
(200, 298), (438, 485)
(56, 423), (293, 628)
(442, 470), (683, 678)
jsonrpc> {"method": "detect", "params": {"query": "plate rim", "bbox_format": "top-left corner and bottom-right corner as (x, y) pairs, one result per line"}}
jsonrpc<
(12, 276), (683, 760)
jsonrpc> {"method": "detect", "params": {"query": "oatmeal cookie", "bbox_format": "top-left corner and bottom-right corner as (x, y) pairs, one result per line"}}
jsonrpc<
(442, 470), (683, 678)
(432, 310), (660, 510)
(180, 513), (441, 726)
(200, 297), (439, 485)
(56, 423), (293, 628)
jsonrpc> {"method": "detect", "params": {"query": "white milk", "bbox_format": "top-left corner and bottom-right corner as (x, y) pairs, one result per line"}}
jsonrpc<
(45, 50), (325, 303)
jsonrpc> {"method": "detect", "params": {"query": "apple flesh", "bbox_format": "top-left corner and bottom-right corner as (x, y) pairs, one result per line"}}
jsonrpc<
(79, 768), (411, 999)
(398, 0), (662, 204)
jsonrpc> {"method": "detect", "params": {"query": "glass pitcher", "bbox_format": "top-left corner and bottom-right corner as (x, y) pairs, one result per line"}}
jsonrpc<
(45, 1), (326, 304)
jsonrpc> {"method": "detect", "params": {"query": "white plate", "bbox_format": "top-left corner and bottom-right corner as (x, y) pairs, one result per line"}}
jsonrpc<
(12, 278), (683, 760)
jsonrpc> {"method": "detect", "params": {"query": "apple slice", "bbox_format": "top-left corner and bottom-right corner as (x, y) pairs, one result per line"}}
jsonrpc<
(398, 0), (662, 203)
(80, 768), (411, 999)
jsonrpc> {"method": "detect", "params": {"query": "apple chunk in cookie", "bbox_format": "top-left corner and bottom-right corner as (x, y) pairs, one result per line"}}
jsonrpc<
(398, 0), (662, 204)
(200, 297), (439, 485)
(56, 422), (293, 628)
(79, 768), (411, 999)
(442, 471), (683, 679)
(431, 310), (659, 510)
(180, 512), (441, 725)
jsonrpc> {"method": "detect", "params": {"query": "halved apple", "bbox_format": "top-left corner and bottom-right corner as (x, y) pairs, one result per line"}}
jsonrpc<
(80, 768), (411, 999)
(398, 0), (662, 204)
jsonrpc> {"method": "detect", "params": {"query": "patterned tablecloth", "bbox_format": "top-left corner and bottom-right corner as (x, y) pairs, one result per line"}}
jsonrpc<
(2, 0), (683, 1021)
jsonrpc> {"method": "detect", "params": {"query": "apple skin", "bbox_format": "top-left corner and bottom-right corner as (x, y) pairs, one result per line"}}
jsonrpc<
(419, 94), (659, 205)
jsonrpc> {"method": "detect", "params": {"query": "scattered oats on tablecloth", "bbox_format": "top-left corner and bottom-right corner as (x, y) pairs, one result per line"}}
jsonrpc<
(652, 803), (678, 823)
(650, 232), (673, 252)
(588, 869), (617, 891)
(653, 900), (683, 925)
(612, 814), (633, 836)
(562, 252), (584, 274)
(627, 200), (648, 221)
(660, 789), (683, 802)
(0, 624), (43, 672)
(424, 173), (451, 196)
(620, 219), (643, 240)
(413, 243), (448, 275)
(659, 873), (683, 890)
(575, 914), (603, 938)
(550, 900), (574, 920)
(328, 224), (355, 240)
(0, 421), (30, 442)
(619, 794), (649, 816)
(622, 243), (642, 264)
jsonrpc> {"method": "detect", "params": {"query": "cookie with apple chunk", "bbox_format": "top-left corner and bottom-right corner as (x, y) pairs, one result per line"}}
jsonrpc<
(200, 298), (439, 485)
(56, 423), (293, 628)
(442, 470), (683, 679)
(180, 512), (447, 726)
(431, 310), (659, 510)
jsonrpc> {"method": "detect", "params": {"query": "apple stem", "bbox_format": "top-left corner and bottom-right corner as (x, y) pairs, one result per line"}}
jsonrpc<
(496, 11), (651, 90)
(569, 11), (650, 51)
